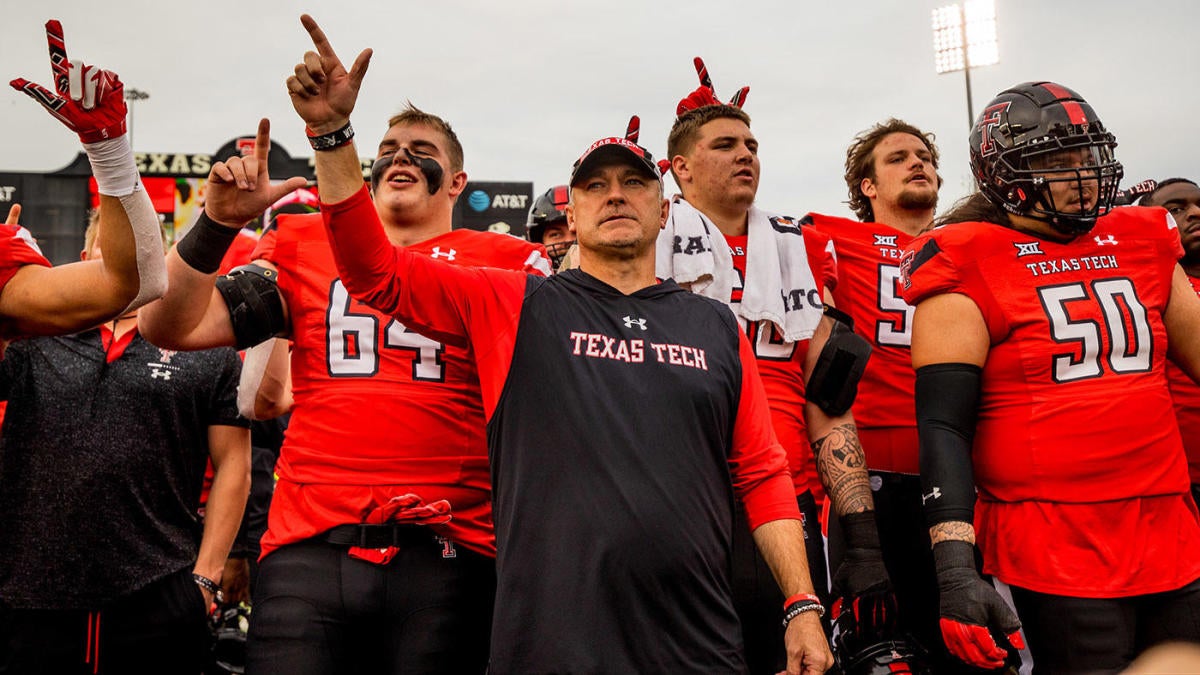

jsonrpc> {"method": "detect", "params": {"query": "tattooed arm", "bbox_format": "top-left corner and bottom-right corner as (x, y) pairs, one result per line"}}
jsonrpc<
(805, 292), (889, 601)
(803, 292), (875, 517)
(809, 419), (873, 515)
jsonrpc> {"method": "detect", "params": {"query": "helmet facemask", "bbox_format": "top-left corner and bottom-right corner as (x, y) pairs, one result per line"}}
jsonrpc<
(1000, 132), (1123, 235)
(527, 185), (575, 266)
(971, 82), (1123, 237)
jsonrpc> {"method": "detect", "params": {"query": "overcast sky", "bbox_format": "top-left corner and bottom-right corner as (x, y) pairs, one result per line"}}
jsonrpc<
(2, 0), (1196, 219)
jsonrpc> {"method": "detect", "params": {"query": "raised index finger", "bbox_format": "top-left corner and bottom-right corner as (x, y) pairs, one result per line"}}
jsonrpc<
(300, 14), (341, 64)
(45, 19), (70, 95)
(254, 118), (272, 165)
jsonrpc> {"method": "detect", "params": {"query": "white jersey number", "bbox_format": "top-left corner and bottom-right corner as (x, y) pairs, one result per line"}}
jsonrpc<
(1038, 278), (1151, 383)
(326, 280), (446, 381)
(876, 264), (913, 347)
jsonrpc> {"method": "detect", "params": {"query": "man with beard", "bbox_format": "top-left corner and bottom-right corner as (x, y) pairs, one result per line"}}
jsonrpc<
(804, 120), (964, 671)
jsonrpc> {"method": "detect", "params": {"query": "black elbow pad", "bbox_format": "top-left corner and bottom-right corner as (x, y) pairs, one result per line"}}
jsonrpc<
(915, 362), (982, 526)
(807, 306), (873, 416)
(215, 264), (286, 349)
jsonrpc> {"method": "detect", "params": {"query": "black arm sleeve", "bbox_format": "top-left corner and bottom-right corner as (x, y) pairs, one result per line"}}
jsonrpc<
(915, 362), (981, 527)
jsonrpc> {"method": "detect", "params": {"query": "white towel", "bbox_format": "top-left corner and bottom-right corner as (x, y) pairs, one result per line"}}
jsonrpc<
(656, 196), (824, 342)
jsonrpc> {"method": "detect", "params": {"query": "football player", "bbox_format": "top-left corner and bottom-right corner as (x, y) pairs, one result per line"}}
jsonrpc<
(805, 120), (964, 672)
(1140, 178), (1200, 509)
(525, 185), (575, 268)
(902, 82), (1200, 673)
(657, 58), (889, 674)
(138, 23), (550, 673)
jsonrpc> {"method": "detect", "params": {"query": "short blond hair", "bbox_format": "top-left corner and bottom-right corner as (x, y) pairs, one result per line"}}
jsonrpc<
(387, 103), (464, 172)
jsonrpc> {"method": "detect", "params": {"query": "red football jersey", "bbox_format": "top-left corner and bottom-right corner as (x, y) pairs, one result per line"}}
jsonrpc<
(724, 228), (837, 501)
(807, 214), (918, 474)
(0, 225), (50, 292)
(254, 213), (549, 559)
(1167, 273), (1200, 484)
(901, 207), (1200, 596)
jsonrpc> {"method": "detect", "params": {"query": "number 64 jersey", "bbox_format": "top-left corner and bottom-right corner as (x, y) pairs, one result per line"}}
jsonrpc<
(253, 212), (550, 560)
(900, 206), (1200, 597)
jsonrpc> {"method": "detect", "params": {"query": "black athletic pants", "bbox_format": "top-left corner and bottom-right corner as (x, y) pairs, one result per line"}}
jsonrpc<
(246, 531), (495, 675)
(1010, 576), (1200, 674)
(0, 566), (210, 675)
(732, 490), (828, 675)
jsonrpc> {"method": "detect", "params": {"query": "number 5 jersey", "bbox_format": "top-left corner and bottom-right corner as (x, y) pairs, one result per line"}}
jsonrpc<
(900, 206), (1200, 597)
(253, 212), (549, 559)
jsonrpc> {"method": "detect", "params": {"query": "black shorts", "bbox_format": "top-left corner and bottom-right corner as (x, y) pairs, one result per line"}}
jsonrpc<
(247, 530), (496, 675)
(1009, 576), (1200, 674)
(731, 491), (828, 675)
(0, 566), (210, 675)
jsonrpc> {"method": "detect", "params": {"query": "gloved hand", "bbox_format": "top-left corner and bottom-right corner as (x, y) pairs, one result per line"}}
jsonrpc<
(831, 590), (900, 667)
(11, 20), (128, 143)
(933, 539), (1025, 670)
(675, 56), (749, 116)
(831, 511), (892, 599)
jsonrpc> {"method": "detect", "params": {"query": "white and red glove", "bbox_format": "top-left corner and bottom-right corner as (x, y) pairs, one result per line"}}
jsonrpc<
(10, 20), (128, 143)
(349, 494), (453, 565)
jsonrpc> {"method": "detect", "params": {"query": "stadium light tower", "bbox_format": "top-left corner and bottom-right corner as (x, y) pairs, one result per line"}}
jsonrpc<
(932, 0), (999, 128)
(124, 88), (150, 149)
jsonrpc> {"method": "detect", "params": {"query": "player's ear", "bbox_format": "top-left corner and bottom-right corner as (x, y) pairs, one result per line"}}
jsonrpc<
(861, 177), (877, 200)
(447, 170), (468, 199)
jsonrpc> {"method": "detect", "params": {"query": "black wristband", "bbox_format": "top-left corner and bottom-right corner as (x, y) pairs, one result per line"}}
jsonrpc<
(840, 511), (882, 550)
(192, 572), (223, 602)
(176, 212), (239, 274)
(307, 122), (355, 151)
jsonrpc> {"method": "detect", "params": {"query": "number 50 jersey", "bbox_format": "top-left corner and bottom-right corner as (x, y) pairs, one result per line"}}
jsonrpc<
(901, 206), (1200, 596)
(255, 213), (549, 558)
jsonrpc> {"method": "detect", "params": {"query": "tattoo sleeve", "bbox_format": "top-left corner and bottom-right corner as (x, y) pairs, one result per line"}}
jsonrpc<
(812, 421), (874, 516)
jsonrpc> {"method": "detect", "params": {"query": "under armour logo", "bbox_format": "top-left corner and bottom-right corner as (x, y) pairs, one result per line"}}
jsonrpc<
(1014, 241), (1045, 257)
(623, 316), (647, 330)
(873, 234), (898, 247)
(430, 247), (457, 261)
(921, 487), (942, 504)
(150, 368), (172, 381)
(1094, 234), (1118, 246)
